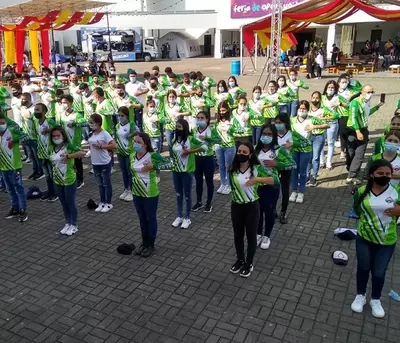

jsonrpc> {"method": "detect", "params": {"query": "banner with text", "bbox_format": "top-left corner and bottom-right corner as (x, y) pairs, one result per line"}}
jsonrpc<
(231, 0), (306, 19)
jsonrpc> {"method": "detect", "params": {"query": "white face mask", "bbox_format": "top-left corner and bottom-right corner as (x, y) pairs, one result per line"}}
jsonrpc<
(130, 77), (136, 83)
(326, 90), (335, 96)
(218, 87), (224, 93)
(298, 111), (307, 118)
(364, 93), (373, 101)
(228, 81), (235, 88)
(62, 104), (69, 111)
(254, 93), (261, 100)
(148, 107), (156, 114)
(290, 76), (297, 82)
(339, 82), (348, 89)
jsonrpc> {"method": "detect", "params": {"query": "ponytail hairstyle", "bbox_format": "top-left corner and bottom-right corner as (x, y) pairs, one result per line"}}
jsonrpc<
(355, 159), (393, 215)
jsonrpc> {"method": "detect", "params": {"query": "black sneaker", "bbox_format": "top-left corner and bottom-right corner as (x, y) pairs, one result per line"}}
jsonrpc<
(18, 209), (28, 222)
(40, 193), (50, 202)
(309, 176), (317, 187)
(77, 181), (84, 189)
(34, 172), (45, 181)
(47, 196), (59, 202)
(135, 245), (144, 256)
(141, 246), (154, 258)
(28, 172), (36, 180)
(5, 208), (19, 219)
(203, 203), (213, 213)
(239, 263), (254, 278)
(279, 211), (288, 224)
(230, 260), (244, 274)
(191, 202), (203, 212)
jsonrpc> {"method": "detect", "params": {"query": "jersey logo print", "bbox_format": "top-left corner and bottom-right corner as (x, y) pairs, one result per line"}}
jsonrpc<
(385, 197), (394, 204)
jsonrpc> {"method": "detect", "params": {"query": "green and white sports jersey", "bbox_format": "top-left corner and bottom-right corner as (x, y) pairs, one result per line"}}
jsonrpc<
(146, 88), (166, 116)
(69, 84), (84, 113)
(354, 184), (400, 245)
(96, 98), (116, 134)
(82, 93), (95, 120)
(261, 92), (279, 119)
(50, 143), (80, 186)
(20, 105), (36, 139)
(277, 87), (293, 104)
(230, 165), (279, 204)
(164, 103), (184, 131)
(40, 90), (56, 118)
(114, 95), (141, 123)
(212, 92), (234, 111)
(287, 79), (308, 100)
(248, 99), (265, 127)
(172, 136), (207, 173)
(257, 146), (296, 174)
(308, 106), (334, 135)
(368, 153), (400, 186)
(212, 120), (235, 148)
(129, 151), (165, 197)
(33, 117), (56, 160)
(193, 126), (213, 157)
(115, 122), (138, 156)
(232, 109), (252, 137)
(143, 112), (161, 137)
(290, 116), (325, 153)
(0, 127), (25, 171)
(57, 111), (86, 147)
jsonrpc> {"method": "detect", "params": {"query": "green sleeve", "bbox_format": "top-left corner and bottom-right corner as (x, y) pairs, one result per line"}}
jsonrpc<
(397, 99), (400, 109)
(299, 80), (309, 90)
(67, 143), (81, 153)
(208, 127), (223, 144)
(48, 118), (57, 129)
(73, 113), (88, 127)
(275, 148), (296, 170)
(150, 152), (173, 170)
(5, 117), (18, 128)
(310, 116), (325, 125)
(130, 122), (140, 134)
(237, 87), (247, 97)
(370, 105), (379, 116)
(190, 136), (207, 152)
(349, 101), (361, 130)
(257, 165), (280, 184)
(374, 137), (384, 154)
(322, 107), (339, 120)
(207, 78), (216, 87)
(129, 96), (142, 107)
(10, 127), (26, 143)
(0, 86), (11, 99)
(353, 186), (365, 216)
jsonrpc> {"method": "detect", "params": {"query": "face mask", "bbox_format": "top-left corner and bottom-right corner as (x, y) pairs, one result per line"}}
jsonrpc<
(275, 123), (285, 131)
(171, 82), (177, 88)
(339, 82), (348, 89)
(311, 100), (320, 106)
(12, 92), (20, 97)
(290, 76), (297, 82)
(196, 120), (207, 128)
(384, 142), (399, 153)
(373, 176), (391, 187)
(133, 143), (142, 152)
(109, 81), (115, 86)
(175, 129), (183, 137)
(117, 92), (125, 97)
(169, 98), (176, 104)
(150, 83), (157, 89)
(62, 104), (69, 111)
(278, 81), (285, 87)
(238, 105), (246, 111)
(364, 93), (373, 101)
(119, 116), (128, 125)
(148, 107), (156, 114)
(153, 71), (159, 76)
(130, 77), (136, 83)
(52, 138), (63, 145)
(298, 111), (307, 118)
(0, 124), (7, 133)
(110, 71), (116, 75)
(228, 81), (235, 88)
(236, 154), (249, 163)
(89, 123), (97, 130)
(34, 112), (42, 119)
(218, 87), (224, 93)
(254, 93), (261, 100)
(21, 100), (29, 107)
(260, 135), (273, 144)
(326, 90), (335, 96)
(41, 86), (48, 91)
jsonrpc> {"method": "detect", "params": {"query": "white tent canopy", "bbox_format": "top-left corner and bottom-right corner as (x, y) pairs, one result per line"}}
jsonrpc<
(157, 32), (201, 59)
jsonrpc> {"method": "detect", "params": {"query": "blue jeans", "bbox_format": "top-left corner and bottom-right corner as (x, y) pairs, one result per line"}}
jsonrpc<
(172, 172), (193, 219)
(166, 129), (175, 158)
(257, 185), (280, 237)
(42, 159), (56, 197)
(308, 134), (325, 178)
(215, 146), (236, 186)
(0, 174), (5, 189)
(252, 127), (263, 146)
(25, 139), (43, 175)
(292, 151), (312, 193)
(150, 136), (162, 153)
(356, 236), (395, 299)
(321, 121), (339, 168)
(2, 169), (26, 210)
(289, 100), (299, 117)
(278, 104), (289, 115)
(93, 162), (113, 203)
(55, 182), (78, 226)
(133, 195), (159, 242)
(194, 155), (215, 204)
(117, 155), (131, 190)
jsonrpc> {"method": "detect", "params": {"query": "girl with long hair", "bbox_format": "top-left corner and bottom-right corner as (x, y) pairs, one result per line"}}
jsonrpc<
(232, 95), (252, 144)
(227, 75), (246, 109)
(276, 75), (293, 115)
(213, 80), (234, 112)
(248, 86), (266, 145)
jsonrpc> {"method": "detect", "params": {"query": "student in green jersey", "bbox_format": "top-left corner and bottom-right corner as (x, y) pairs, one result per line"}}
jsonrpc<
(0, 114), (28, 222)
(143, 99), (162, 154)
(255, 123), (295, 250)
(227, 76), (246, 109)
(248, 86), (266, 145)
(213, 80), (234, 114)
(277, 75), (293, 115)
(289, 100), (329, 203)
(351, 159), (400, 318)
(188, 84), (212, 130)
(114, 83), (142, 124)
(88, 114), (117, 213)
(374, 116), (400, 154)
(116, 106), (139, 202)
(129, 132), (171, 257)
(92, 87), (116, 136)
(39, 79), (56, 119)
(171, 118), (207, 229)
(49, 126), (86, 235)
(229, 140), (279, 278)
(287, 69), (309, 117)
(260, 81), (285, 123)
(68, 73), (84, 116)
(58, 95), (86, 189)
(192, 111), (215, 213)
(197, 71), (216, 99)
(32, 103), (58, 202)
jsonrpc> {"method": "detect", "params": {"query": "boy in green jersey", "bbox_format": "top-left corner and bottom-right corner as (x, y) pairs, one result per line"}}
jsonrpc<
(0, 114), (28, 222)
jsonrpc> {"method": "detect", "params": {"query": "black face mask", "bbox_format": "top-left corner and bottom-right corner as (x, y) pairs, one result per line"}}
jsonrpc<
(21, 100), (29, 107)
(34, 112), (42, 119)
(236, 154), (250, 163)
(12, 92), (20, 97)
(153, 71), (159, 77)
(374, 176), (391, 187)
(311, 100), (320, 105)
(175, 129), (183, 138)
(118, 92), (125, 97)
(150, 83), (157, 89)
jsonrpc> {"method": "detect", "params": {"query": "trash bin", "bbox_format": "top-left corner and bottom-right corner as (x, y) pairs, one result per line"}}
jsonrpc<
(231, 60), (240, 76)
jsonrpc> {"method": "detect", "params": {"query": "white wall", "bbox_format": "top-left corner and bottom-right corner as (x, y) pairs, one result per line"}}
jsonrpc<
(353, 21), (400, 42)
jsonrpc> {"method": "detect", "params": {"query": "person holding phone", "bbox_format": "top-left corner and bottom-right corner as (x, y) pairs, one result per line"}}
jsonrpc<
(88, 114), (117, 213)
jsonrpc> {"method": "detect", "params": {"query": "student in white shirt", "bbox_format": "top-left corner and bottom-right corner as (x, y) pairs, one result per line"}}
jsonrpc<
(125, 70), (149, 131)
(22, 74), (41, 105)
(10, 84), (23, 127)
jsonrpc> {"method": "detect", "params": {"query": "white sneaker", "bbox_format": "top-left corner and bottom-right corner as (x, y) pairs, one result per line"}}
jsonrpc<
(221, 185), (231, 195)
(124, 192), (133, 202)
(181, 218), (191, 229)
(289, 192), (297, 202)
(60, 224), (70, 235)
(340, 151), (346, 159)
(370, 299), (385, 318)
(260, 237), (271, 250)
(296, 193), (304, 203)
(66, 225), (78, 236)
(119, 190), (128, 200)
(172, 217), (183, 227)
(257, 234), (263, 246)
(335, 141), (341, 148)
(95, 202), (105, 212)
(217, 184), (225, 194)
(351, 294), (366, 313)
(101, 204), (113, 213)
(85, 151), (91, 158)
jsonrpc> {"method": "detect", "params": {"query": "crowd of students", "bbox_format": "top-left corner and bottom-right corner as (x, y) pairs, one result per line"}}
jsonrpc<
(0, 65), (400, 312)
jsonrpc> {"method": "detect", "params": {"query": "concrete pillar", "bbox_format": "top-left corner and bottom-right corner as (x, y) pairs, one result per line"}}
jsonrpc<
(326, 24), (336, 59)
(214, 28), (222, 59)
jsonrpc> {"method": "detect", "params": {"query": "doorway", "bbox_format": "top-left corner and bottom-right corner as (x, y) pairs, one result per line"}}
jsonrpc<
(294, 30), (315, 55)
(370, 29), (382, 42)
(204, 34), (212, 56)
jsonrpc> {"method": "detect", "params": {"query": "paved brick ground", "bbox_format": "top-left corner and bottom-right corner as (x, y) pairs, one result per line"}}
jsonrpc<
(1, 59), (400, 343)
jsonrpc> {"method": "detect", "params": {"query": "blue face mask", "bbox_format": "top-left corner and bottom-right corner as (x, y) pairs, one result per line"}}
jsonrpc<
(384, 142), (399, 153)
(119, 116), (128, 125)
(275, 123), (285, 131)
(260, 135), (273, 145)
(133, 143), (142, 152)
(0, 124), (7, 133)
(196, 120), (207, 128)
